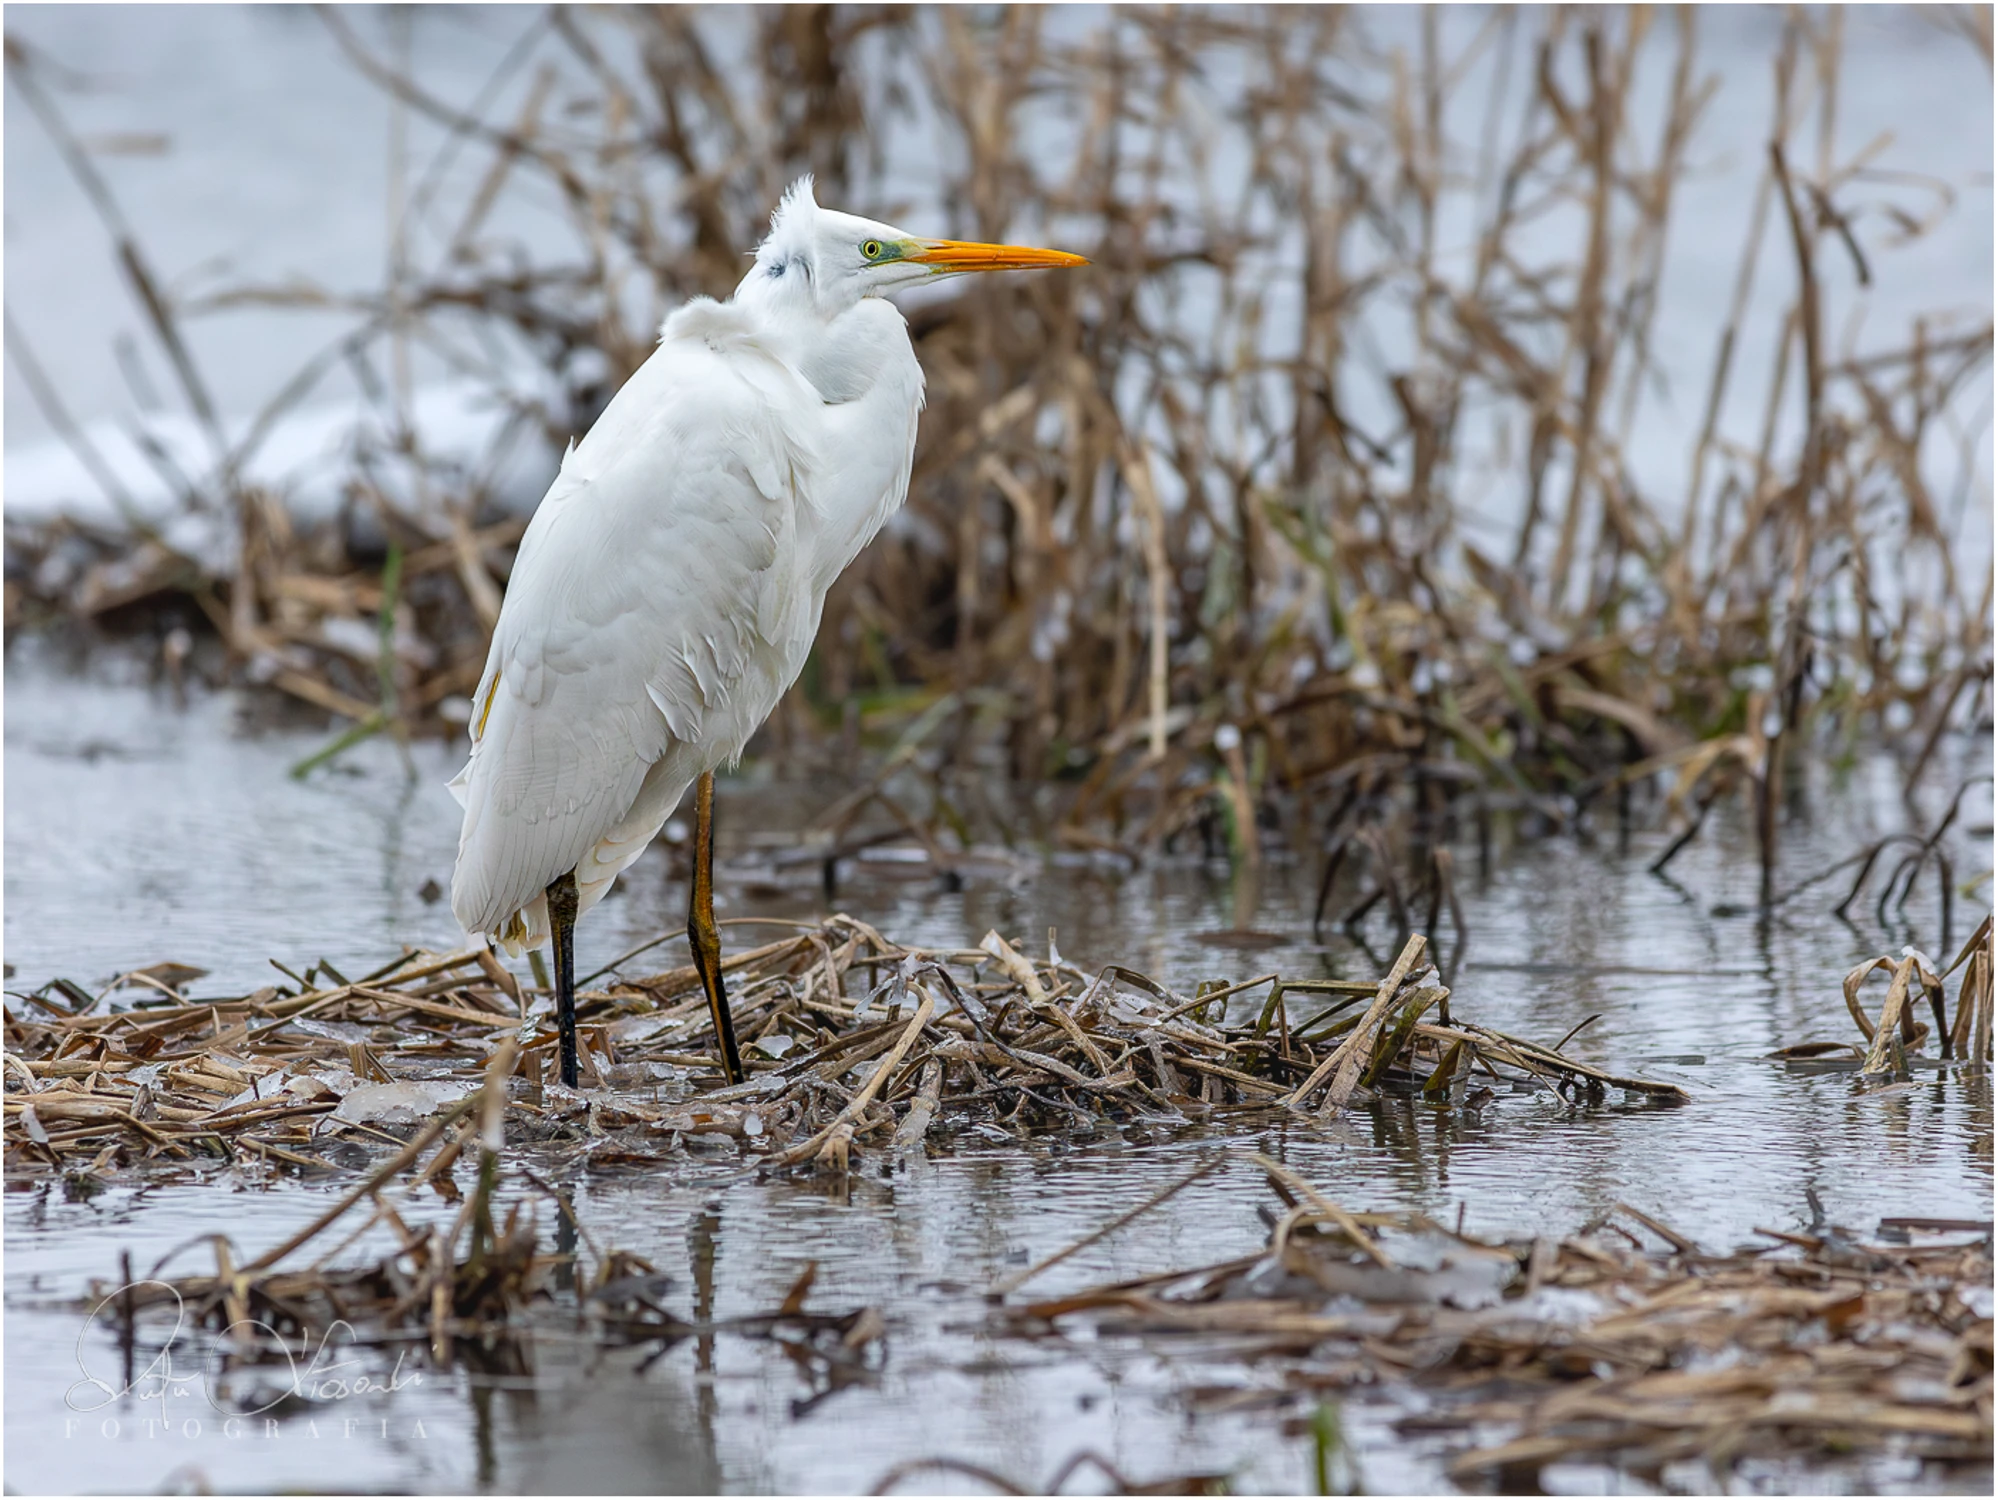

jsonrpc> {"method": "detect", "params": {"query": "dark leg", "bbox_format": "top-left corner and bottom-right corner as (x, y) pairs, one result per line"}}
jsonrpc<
(545, 869), (581, 1088)
(689, 770), (745, 1084)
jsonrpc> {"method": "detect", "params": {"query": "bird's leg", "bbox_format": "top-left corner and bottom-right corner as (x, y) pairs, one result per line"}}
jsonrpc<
(545, 869), (581, 1089)
(689, 770), (745, 1085)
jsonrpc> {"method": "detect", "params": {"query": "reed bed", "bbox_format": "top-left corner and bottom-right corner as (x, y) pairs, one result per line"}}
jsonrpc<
(4, 921), (1715, 1188)
(995, 1155), (1993, 1490)
(10, 909), (1991, 1189)
(5, 7), (1991, 890)
(11, 913), (1990, 1490)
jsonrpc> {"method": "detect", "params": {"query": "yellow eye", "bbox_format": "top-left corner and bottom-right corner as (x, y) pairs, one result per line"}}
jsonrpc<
(862, 240), (883, 260)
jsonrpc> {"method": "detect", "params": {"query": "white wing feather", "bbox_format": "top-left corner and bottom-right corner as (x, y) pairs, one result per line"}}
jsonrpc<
(450, 304), (826, 947)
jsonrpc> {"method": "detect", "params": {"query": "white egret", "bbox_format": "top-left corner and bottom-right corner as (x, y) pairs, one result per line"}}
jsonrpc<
(448, 177), (1086, 1088)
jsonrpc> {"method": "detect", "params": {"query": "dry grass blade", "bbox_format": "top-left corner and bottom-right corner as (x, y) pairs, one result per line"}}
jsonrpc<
(1283, 933), (1427, 1112)
(1817, 922), (1991, 1078)
(990, 1149), (1229, 1297)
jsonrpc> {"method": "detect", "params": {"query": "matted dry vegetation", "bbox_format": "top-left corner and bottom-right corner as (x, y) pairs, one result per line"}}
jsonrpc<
(8, 911), (1989, 1491)
(18, 909), (1987, 1495)
(5, 7), (1991, 893)
(6, 914), (1987, 1184)
(0, 923), (1671, 1182)
(1000, 1158), (1993, 1491)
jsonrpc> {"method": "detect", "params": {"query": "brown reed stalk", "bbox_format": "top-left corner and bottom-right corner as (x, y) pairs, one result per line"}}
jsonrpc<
(5, 7), (1988, 885)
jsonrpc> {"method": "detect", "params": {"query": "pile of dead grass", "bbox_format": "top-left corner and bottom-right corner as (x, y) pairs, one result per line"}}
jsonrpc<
(11, 912), (1991, 1188)
(10, 910), (1989, 1492)
(998, 1156), (1993, 1489)
(4, 922), (1710, 1187)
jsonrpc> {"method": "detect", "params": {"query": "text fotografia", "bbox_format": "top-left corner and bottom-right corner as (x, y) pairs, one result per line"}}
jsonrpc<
(67, 1281), (422, 1421)
(65, 1416), (432, 1442)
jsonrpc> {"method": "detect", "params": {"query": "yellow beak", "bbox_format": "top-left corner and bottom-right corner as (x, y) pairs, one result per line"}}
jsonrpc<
(907, 238), (1089, 273)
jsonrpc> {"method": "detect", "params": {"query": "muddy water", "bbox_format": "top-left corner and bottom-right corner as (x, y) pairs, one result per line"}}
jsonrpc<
(5, 657), (1992, 1494)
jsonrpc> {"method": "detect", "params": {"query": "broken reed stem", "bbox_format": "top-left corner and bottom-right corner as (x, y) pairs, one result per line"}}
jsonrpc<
(1284, 933), (1427, 1112)
(1253, 1152), (1394, 1269)
(1858, 955), (1918, 1076)
(766, 978), (936, 1168)
(241, 1096), (477, 1274)
(989, 1148), (1229, 1297)
(1118, 441), (1172, 764)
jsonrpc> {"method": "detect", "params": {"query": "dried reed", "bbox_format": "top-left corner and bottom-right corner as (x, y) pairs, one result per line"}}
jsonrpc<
(3, 920), (1693, 1187)
(996, 1156), (1993, 1489)
(4, 7), (1991, 894)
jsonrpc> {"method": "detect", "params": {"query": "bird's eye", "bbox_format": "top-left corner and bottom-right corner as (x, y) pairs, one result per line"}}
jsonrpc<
(862, 240), (883, 260)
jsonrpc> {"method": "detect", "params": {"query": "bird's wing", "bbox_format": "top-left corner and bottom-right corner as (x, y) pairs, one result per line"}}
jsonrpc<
(450, 314), (819, 941)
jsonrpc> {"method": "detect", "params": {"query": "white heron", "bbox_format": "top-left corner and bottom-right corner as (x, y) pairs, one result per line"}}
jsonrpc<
(448, 177), (1086, 1088)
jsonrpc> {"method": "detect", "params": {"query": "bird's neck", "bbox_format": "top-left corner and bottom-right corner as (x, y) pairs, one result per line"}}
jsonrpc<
(735, 285), (910, 407)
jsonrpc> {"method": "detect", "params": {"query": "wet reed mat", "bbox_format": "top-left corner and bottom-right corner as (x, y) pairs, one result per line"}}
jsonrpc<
(6, 913), (1992, 1180)
(997, 1156), (1994, 1491)
(7, 916), (1992, 1492)
(1, 919), (1711, 1180)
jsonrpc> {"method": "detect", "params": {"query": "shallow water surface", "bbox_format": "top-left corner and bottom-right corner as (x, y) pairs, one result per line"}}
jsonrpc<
(4, 663), (1991, 1493)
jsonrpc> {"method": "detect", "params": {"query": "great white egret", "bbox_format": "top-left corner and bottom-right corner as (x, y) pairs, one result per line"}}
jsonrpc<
(448, 177), (1086, 1089)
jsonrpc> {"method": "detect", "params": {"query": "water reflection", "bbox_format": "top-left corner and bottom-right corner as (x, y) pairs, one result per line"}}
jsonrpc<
(4, 666), (1991, 1492)
(473, 1335), (719, 1496)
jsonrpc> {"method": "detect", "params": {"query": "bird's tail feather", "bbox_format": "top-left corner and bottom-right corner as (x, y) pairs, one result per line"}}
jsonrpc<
(488, 796), (681, 957)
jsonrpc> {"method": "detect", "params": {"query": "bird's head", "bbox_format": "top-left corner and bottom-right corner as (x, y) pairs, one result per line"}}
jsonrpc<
(740, 176), (1087, 316)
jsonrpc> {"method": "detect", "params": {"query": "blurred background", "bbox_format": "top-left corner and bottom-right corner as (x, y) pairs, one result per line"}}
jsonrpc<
(4, 4), (1993, 980)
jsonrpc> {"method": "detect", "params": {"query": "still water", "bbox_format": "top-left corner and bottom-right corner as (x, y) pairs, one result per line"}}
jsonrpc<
(4, 655), (1991, 1493)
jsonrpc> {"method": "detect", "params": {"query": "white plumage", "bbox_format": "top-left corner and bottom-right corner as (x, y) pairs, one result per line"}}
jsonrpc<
(448, 178), (1081, 954)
